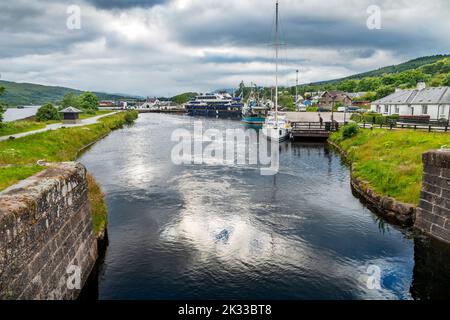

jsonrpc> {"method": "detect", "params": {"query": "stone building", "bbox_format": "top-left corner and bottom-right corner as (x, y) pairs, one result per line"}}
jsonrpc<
(319, 91), (353, 110)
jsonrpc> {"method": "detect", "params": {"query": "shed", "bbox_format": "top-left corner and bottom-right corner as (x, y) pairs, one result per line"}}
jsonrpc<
(59, 107), (82, 124)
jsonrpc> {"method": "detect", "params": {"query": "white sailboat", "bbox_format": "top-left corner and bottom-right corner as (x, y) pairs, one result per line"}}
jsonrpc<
(262, 0), (291, 142)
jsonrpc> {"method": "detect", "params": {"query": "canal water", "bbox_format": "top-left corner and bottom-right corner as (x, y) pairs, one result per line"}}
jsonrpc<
(79, 113), (450, 300)
(3, 106), (39, 122)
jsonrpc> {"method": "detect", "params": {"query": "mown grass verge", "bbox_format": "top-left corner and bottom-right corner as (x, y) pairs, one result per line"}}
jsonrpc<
(0, 165), (43, 191)
(0, 111), (138, 190)
(0, 120), (46, 136)
(329, 127), (450, 205)
(0, 111), (138, 237)
(0, 111), (113, 137)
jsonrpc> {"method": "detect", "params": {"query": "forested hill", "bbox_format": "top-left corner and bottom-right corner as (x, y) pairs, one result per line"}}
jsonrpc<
(0, 80), (136, 106)
(296, 55), (450, 101)
(312, 54), (450, 85)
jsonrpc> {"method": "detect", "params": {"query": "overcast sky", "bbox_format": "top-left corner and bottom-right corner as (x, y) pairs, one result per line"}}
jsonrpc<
(1, 0), (449, 96)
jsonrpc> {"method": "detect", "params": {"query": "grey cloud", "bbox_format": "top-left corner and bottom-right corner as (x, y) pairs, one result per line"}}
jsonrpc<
(86, 0), (167, 9)
(0, 0), (449, 96)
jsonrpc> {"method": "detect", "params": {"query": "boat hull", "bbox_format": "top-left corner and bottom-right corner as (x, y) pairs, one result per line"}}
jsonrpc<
(186, 103), (243, 119)
(241, 116), (266, 125)
(261, 127), (290, 142)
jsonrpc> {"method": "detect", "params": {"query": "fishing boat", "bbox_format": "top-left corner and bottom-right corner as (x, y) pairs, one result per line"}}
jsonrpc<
(262, 0), (291, 141)
(185, 93), (243, 119)
(241, 86), (270, 125)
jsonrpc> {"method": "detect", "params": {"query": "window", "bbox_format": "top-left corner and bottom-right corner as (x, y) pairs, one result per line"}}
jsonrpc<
(422, 105), (428, 114)
(384, 105), (389, 113)
(376, 105), (381, 113)
(395, 106), (400, 114)
(440, 105), (447, 118)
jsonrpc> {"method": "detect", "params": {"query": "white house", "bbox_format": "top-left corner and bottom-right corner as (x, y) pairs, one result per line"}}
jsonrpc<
(370, 82), (450, 120)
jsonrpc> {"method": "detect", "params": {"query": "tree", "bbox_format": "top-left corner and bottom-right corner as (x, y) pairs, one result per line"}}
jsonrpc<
(396, 70), (430, 87)
(381, 74), (397, 86)
(441, 73), (450, 86)
(356, 77), (382, 92)
(278, 94), (294, 111)
(171, 92), (197, 105)
(61, 92), (78, 108)
(0, 86), (5, 125)
(36, 103), (60, 121)
(337, 80), (358, 92)
(375, 85), (395, 100)
(78, 92), (99, 114)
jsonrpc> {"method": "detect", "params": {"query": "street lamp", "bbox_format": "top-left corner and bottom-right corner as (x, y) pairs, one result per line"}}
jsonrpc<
(295, 69), (299, 111)
(344, 105), (347, 124)
(331, 94), (337, 123)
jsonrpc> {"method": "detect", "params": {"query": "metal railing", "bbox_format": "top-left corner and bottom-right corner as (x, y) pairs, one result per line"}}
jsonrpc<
(360, 121), (450, 132)
(290, 121), (345, 132)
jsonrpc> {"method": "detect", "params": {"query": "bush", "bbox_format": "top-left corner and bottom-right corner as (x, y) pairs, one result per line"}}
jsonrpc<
(78, 92), (99, 113)
(0, 86), (5, 126)
(0, 104), (5, 126)
(124, 111), (138, 124)
(342, 123), (359, 139)
(36, 103), (60, 121)
(351, 112), (399, 125)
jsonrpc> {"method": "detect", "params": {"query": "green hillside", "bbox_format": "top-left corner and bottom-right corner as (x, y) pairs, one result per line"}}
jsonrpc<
(0, 80), (136, 106)
(171, 92), (197, 104)
(295, 55), (450, 101)
(313, 54), (450, 85)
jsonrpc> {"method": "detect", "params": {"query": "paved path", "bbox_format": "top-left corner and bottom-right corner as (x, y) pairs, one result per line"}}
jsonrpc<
(0, 112), (119, 142)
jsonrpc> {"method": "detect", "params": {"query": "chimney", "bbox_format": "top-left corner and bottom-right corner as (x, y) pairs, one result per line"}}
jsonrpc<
(395, 88), (402, 93)
(416, 81), (426, 91)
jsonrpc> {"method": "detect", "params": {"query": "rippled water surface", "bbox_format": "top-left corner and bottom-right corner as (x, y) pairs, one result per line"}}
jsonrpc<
(3, 106), (39, 122)
(79, 114), (450, 300)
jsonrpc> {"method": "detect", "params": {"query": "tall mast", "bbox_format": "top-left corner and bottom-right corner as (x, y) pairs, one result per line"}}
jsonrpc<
(275, 0), (279, 123)
(295, 69), (299, 109)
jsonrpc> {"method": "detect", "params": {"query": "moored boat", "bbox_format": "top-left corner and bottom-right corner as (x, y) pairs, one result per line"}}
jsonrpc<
(262, 0), (291, 141)
(261, 112), (291, 141)
(185, 93), (243, 119)
(242, 100), (270, 125)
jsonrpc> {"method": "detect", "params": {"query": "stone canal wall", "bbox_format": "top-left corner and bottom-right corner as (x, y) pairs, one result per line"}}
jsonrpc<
(0, 162), (97, 299)
(415, 150), (450, 244)
(328, 140), (416, 226)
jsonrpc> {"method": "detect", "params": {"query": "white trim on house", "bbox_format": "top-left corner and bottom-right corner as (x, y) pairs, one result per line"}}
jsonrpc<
(370, 85), (450, 120)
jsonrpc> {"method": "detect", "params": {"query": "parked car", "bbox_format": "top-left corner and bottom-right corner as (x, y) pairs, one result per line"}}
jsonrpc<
(296, 104), (307, 112)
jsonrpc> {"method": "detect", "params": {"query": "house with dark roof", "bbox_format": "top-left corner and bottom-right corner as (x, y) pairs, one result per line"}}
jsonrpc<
(370, 82), (450, 120)
(319, 91), (353, 111)
(59, 107), (82, 124)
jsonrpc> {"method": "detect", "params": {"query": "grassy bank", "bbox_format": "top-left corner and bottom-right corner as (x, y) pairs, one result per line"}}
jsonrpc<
(87, 173), (107, 237)
(330, 128), (450, 205)
(0, 120), (46, 136)
(0, 110), (113, 136)
(0, 111), (138, 191)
